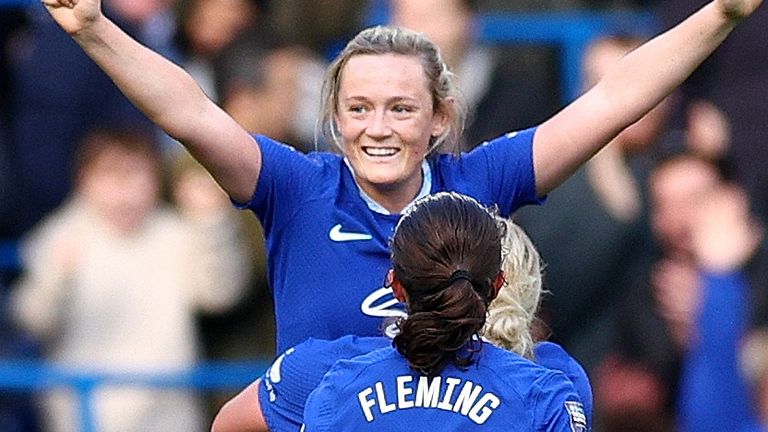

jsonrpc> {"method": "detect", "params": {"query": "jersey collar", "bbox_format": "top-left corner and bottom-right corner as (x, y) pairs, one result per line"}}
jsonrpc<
(343, 159), (432, 215)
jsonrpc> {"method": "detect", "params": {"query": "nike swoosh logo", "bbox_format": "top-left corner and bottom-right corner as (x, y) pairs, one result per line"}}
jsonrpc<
(329, 224), (372, 242)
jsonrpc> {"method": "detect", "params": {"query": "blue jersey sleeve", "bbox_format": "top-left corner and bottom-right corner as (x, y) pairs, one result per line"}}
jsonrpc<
(534, 341), (594, 430)
(258, 343), (315, 431)
(236, 135), (337, 236)
(531, 372), (588, 432)
(259, 336), (390, 431)
(435, 127), (543, 217)
(678, 271), (760, 432)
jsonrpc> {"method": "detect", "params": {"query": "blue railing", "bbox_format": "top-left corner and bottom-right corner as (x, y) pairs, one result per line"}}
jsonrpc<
(476, 10), (656, 102)
(0, 360), (270, 432)
(365, 0), (657, 102)
(0, 242), (270, 431)
(0, 0), (36, 7)
(0, 240), (20, 271)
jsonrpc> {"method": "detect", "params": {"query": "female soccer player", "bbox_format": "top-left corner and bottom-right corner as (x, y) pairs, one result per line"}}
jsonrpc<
(41, 0), (764, 353)
(211, 214), (591, 431)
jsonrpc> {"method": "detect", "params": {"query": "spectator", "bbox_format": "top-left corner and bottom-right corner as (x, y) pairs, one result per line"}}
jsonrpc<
(10, 126), (251, 432)
(599, 152), (768, 432)
(659, 154), (765, 432)
(213, 31), (325, 153)
(514, 34), (664, 374)
(173, 0), (262, 102)
(651, 0), (768, 219)
(5, 0), (176, 238)
(388, 0), (561, 149)
(741, 329), (768, 430)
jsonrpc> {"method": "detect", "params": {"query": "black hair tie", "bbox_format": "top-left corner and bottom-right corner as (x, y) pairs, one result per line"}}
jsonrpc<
(447, 270), (474, 286)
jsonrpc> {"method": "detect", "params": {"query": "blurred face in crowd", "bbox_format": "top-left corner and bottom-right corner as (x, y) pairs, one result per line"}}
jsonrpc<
(389, 0), (473, 68)
(77, 144), (160, 235)
(336, 53), (447, 204)
(107, 0), (172, 24)
(224, 48), (304, 141)
(649, 157), (720, 257)
(183, 0), (256, 58)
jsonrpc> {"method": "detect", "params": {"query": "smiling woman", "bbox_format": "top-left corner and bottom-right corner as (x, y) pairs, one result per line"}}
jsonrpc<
(334, 53), (450, 213)
(40, 0), (765, 353)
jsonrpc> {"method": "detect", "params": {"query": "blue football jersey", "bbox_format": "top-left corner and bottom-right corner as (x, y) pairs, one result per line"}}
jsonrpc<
(258, 336), (390, 432)
(534, 341), (593, 430)
(243, 128), (541, 352)
(303, 341), (587, 431)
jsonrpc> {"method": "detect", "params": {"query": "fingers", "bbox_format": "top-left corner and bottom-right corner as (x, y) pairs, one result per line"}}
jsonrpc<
(41, 0), (77, 7)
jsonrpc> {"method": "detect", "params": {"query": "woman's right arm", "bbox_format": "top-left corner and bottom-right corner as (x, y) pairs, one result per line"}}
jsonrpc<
(211, 380), (269, 432)
(44, 0), (261, 203)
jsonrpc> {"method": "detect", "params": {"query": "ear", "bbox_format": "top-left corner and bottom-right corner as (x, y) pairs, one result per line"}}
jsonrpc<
(491, 271), (506, 300)
(431, 97), (454, 138)
(389, 269), (408, 304)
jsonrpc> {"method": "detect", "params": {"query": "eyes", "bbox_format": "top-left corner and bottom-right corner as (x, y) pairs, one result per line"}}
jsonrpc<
(345, 103), (417, 117)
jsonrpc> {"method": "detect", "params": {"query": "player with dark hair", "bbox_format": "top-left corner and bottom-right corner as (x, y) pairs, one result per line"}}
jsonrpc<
(300, 192), (585, 431)
(212, 198), (590, 431)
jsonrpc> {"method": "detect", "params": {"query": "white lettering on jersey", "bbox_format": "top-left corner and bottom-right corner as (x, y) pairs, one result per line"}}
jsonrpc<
(264, 347), (295, 402)
(360, 286), (407, 337)
(357, 375), (500, 424)
(415, 376), (441, 408)
(360, 286), (405, 318)
(565, 400), (587, 432)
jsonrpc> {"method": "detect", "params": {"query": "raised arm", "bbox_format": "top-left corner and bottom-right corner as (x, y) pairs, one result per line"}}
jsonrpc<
(43, 0), (261, 203)
(533, 0), (763, 195)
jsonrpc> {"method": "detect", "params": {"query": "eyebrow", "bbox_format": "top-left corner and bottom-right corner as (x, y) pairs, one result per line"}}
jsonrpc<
(341, 95), (422, 105)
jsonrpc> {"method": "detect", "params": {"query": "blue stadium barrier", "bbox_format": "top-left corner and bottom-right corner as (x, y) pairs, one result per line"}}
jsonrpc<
(0, 0), (36, 7)
(477, 11), (657, 102)
(0, 360), (270, 432)
(365, 0), (657, 102)
(0, 240), (20, 271)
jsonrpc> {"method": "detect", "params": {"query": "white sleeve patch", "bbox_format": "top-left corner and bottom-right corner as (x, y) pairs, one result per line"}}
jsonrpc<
(564, 400), (587, 432)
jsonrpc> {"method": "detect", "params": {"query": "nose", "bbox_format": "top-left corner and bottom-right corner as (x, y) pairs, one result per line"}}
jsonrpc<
(365, 110), (392, 139)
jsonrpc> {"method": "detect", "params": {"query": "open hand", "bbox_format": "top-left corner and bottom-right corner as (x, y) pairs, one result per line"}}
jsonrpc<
(42, 0), (102, 35)
(690, 184), (763, 272)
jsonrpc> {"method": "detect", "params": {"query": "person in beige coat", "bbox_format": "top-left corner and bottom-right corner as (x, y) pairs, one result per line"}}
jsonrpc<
(11, 126), (252, 432)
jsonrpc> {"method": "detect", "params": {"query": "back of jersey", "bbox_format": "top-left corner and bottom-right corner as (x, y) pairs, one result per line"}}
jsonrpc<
(303, 342), (587, 431)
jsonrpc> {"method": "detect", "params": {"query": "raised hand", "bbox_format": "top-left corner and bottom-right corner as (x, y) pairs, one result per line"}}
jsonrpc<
(690, 184), (764, 273)
(717, 0), (764, 20)
(42, 0), (102, 35)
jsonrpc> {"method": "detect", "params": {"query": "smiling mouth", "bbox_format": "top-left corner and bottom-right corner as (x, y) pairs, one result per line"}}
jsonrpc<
(362, 146), (400, 157)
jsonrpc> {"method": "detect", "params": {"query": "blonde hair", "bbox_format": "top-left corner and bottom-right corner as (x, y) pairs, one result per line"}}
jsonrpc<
(318, 25), (467, 154)
(484, 219), (544, 359)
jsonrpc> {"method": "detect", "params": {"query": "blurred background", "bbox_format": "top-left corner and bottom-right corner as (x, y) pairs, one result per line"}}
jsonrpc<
(1, 0), (767, 431)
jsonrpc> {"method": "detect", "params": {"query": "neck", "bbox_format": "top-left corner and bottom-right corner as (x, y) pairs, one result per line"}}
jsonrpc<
(345, 158), (429, 214)
(361, 181), (422, 214)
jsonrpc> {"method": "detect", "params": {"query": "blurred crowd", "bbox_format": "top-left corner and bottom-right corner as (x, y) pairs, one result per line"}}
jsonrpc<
(1, 0), (767, 431)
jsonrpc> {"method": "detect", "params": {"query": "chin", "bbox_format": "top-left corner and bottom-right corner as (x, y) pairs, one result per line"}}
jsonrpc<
(357, 165), (401, 183)
(365, 176), (403, 190)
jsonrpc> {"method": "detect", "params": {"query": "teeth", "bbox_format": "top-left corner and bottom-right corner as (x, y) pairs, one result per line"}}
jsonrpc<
(363, 147), (398, 157)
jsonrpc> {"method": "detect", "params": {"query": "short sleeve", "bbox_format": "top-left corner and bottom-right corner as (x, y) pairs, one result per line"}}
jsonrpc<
(236, 135), (335, 235)
(533, 372), (588, 432)
(439, 127), (543, 217)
